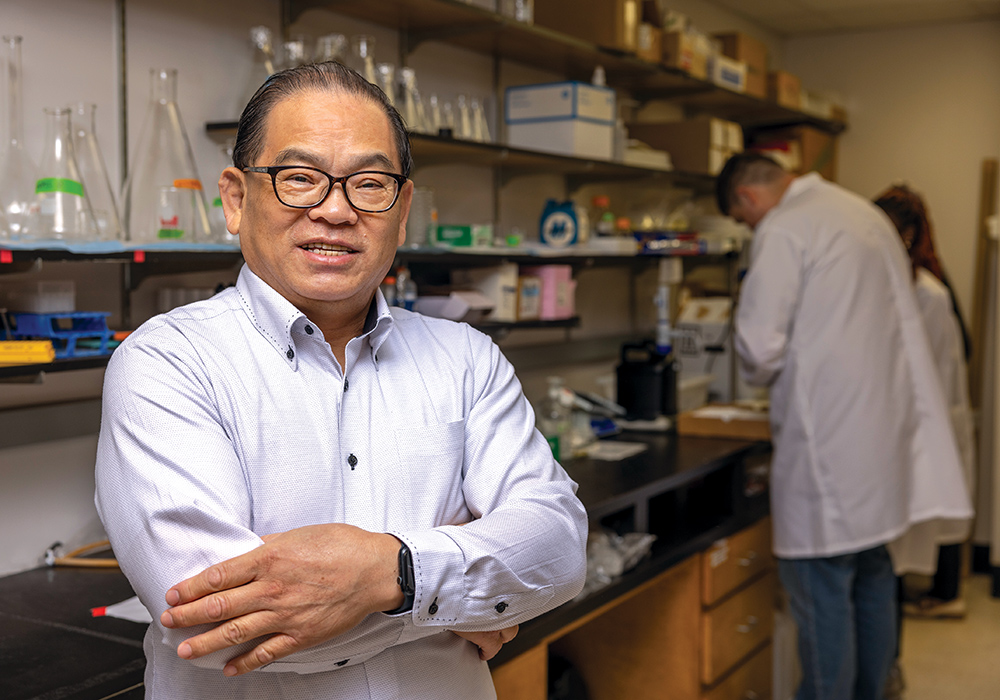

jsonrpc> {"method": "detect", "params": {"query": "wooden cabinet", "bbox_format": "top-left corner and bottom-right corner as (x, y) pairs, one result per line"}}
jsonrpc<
(700, 517), (776, 699)
(491, 517), (775, 700)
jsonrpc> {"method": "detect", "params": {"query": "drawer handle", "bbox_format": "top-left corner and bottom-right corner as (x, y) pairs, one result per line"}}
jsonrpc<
(738, 551), (758, 567)
(736, 615), (759, 634)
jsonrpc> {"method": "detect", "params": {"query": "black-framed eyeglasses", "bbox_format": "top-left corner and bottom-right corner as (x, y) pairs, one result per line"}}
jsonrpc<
(243, 165), (408, 213)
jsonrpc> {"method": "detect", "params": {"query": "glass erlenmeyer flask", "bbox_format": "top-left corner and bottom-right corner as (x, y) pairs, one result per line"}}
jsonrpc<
(123, 68), (211, 243)
(376, 63), (396, 106)
(26, 107), (99, 241)
(0, 36), (38, 240)
(72, 102), (122, 241)
(350, 35), (377, 84)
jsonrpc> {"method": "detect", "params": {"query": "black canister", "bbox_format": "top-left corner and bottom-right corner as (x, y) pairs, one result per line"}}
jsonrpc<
(615, 340), (679, 421)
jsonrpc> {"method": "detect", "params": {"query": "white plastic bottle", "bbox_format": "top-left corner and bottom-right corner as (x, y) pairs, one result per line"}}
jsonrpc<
(538, 376), (573, 461)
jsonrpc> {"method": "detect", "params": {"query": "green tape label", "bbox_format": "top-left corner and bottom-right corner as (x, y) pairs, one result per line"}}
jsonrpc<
(35, 177), (84, 197)
(212, 197), (223, 207)
(157, 228), (185, 239)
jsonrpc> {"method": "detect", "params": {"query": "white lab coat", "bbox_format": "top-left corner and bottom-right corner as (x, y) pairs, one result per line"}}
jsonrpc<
(736, 173), (973, 559)
(887, 268), (975, 574)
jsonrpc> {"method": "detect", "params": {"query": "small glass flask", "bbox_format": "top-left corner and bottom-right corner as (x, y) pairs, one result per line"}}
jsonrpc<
(0, 36), (38, 240)
(123, 69), (211, 243)
(470, 96), (491, 142)
(280, 36), (309, 70)
(71, 102), (122, 241)
(350, 35), (377, 84)
(457, 94), (473, 140)
(26, 107), (99, 241)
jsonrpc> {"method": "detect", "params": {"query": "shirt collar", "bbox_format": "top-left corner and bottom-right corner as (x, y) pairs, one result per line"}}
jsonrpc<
(780, 171), (824, 206)
(235, 264), (396, 369)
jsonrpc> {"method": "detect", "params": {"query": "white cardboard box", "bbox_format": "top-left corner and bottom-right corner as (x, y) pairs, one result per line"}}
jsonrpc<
(450, 263), (519, 322)
(505, 81), (615, 160)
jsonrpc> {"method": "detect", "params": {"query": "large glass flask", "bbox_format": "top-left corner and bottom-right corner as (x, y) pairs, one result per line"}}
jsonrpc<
(123, 69), (211, 243)
(72, 102), (122, 241)
(26, 107), (98, 241)
(315, 34), (347, 64)
(0, 36), (38, 239)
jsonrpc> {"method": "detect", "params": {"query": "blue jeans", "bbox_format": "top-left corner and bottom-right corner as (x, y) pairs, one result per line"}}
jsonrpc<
(778, 545), (897, 700)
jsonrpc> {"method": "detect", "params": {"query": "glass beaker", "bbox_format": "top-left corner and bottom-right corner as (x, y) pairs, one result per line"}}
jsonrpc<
(0, 36), (38, 240)
(280, 36), (309, 70)
(405, 186), (435, 248)
(315, 34), (347, 63)
(71, 102), (122, 241)
(26, 107), (99, 241)
(122, 69), (211, 243)
(350, 35), (377, 84)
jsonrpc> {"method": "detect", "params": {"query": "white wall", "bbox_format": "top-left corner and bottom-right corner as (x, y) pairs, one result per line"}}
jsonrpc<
(784, 20), (1000, 321)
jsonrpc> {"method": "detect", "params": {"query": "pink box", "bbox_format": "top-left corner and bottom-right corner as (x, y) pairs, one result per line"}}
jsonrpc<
(521, 265), (576, 320)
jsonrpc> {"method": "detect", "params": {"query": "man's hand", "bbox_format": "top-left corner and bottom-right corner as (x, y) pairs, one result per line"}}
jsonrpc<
(160, 524), (403, 677)
(452, 626), (519, 661)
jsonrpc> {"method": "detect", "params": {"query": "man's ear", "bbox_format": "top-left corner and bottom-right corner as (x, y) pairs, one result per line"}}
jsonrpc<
(395, 179), (414, 247)
(218, 167), (246, 236)
(734, 184), (757, 209)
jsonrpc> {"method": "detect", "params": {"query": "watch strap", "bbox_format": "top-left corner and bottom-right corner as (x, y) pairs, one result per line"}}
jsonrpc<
(384, 542), (415, 615)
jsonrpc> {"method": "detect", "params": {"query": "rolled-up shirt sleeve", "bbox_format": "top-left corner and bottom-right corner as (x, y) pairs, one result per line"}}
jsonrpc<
(395, 329), (589, 632)
(736, 225), (804, 387)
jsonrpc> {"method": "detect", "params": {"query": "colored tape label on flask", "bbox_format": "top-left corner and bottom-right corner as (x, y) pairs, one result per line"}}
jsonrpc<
(173, 179), (202, 190)
(35, 178), (84, 197)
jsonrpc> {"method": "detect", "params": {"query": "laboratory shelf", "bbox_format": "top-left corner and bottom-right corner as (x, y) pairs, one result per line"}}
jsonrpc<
(0, 354), (113, 380)
(204, 124), (717, 191)
(279, 0), (846, 134)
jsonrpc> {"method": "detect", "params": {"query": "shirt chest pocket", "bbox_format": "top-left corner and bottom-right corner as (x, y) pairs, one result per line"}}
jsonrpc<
(392, 420), (469, 527)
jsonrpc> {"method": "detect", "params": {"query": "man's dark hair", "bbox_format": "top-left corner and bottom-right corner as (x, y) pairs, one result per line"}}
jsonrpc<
(715, 151), (785, 216)
(232, 61), (413, 179)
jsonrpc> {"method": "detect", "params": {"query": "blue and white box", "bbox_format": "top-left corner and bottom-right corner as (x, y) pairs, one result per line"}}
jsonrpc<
(505, 81), (615, 160)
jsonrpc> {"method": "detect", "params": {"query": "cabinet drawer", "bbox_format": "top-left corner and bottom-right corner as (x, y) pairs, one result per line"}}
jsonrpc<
(702, 642), (772, 700)
(702, 517), (773, 606)
(701, 573), (775, 685)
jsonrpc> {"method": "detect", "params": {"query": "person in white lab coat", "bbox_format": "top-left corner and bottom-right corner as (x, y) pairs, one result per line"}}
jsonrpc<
(716, 153), (972, 700)
(875, 185), (975, 617)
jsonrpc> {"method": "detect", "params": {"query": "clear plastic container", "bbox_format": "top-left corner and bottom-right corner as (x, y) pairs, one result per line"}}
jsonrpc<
(26, 107), (98, 241)
(71, 102), (122, 241)
(122, 69), (211, 243)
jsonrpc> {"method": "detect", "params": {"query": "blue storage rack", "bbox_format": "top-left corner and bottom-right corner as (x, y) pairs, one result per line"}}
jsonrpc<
(10, 312), (113, 359)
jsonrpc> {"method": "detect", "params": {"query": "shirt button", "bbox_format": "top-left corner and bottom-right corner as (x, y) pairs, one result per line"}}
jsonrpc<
(304, 325), (314, 335)
(334, 659), (349, 667)
(348, 454), (358, 469)
(344, 378), (349, 392)
(286, 347), (294, 360)
(495, 602), (508, 613)
(429, 601), (439, 615)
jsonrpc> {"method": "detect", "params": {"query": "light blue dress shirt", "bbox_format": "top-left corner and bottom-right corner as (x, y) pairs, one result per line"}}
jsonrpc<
(95, 264), (588, 699)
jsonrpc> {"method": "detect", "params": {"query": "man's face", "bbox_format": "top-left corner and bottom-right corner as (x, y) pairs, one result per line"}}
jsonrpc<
(221, 89), (412, 316)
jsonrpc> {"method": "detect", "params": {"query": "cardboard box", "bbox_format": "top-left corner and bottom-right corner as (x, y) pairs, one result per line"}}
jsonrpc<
(433, 223), (493, 247)
(677, 403), (771, 441)
(534, 0), (640, 53)
(505, 81), (616, 160)
(768, 70), (801, 110)
(750, 125), (838, 182)
(707, 54), (746, 93)
(451, 263), (519, 322)
(713, 32), (768, 99)
(626, 117), (743, 176)
(520, 265), (575, 320)
(636, 23), (662, 63)
(663, 30), (707, 79)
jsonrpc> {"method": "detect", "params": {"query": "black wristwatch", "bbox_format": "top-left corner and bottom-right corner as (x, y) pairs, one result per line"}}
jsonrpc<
(384, 542), (415, 614)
